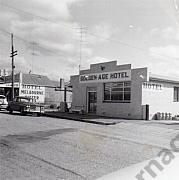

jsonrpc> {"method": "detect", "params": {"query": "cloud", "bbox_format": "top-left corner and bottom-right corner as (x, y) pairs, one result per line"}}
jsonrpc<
(161, 27), (176, 39)
(157, 0), (179, 27)
(148, 44), (179, 77)
(87, 23), (114, 44)
(2, 0), (84, 20)
(150, 45), (179, 59)
(0, 0), (114, 81)
(149, 26), (179, 41)
(81, 56), (112, 70)
(0, 0), (85, 79)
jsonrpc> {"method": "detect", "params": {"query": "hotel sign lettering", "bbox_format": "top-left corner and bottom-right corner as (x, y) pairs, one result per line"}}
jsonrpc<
(142, 82), (163, 90)
(79, 70), (131, 83)
(19, 84), (45, 103)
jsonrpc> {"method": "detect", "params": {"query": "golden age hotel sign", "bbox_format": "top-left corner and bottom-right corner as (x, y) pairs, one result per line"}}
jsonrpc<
(79, 70), (131, 83)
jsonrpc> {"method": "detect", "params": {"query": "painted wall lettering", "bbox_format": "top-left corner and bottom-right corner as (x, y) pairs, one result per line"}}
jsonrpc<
(143, 82), (163, 90)
(79, 70), (131, 83)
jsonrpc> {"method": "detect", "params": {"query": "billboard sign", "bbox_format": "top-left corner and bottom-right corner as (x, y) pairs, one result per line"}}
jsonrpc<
(19, 84), (45, 103)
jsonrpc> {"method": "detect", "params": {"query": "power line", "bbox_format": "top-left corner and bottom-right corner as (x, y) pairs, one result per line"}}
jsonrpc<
(1, 2), (178, 61)
(1, 2), (75, 30)
(0, 28), (65, 57)
(87, 32), (179, 61)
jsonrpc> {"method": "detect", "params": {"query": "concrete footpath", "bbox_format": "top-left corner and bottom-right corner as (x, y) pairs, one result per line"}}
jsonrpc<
(44, 111), (179, 129)
(44, 111), (123, 125)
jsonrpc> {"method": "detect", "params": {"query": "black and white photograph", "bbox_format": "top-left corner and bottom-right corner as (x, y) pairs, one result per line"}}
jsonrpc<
(0, 0), (179, 179)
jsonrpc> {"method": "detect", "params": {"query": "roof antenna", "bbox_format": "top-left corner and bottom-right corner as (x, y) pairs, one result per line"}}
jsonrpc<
(76, 25), (87, 74)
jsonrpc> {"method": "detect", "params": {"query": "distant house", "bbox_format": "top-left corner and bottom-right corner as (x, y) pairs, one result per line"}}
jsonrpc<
(0, 72), (72, 106)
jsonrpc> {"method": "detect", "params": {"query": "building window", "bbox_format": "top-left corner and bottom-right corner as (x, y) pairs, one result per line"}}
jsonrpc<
(174, 87), (179, 102)
(104, 82), (131, 102)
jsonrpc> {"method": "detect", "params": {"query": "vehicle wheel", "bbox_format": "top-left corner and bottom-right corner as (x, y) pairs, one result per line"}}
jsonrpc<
(9, 108), (13, 114)
(20, 108), (26, 115)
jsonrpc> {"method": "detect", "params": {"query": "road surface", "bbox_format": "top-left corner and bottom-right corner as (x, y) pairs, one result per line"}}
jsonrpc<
(0, 112), (178, 179)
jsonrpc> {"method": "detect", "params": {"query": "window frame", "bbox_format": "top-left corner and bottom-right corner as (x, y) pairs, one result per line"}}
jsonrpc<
(174, 86), (179, 102)
(103, 81), (131, 103)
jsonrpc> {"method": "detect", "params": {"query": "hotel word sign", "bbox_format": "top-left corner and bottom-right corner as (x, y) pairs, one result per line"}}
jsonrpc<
(19, 84), (45, 103)
(142, 82), (163, 90)
(80, 70), (131, 83)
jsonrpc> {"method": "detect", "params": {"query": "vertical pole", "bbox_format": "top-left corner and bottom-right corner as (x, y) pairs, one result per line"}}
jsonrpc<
(64, 87), (67, 112)
(11, 33), (14, 100)
(145, 104), (149, 120)
(64, 87), (67, 103)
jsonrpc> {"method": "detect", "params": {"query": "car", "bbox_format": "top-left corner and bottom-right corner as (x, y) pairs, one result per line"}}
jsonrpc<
(0, 95), (8, 110)
(7, 96), (44, 116)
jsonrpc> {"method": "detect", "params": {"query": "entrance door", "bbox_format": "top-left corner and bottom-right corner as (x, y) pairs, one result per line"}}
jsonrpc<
(88, 91), (97, 114)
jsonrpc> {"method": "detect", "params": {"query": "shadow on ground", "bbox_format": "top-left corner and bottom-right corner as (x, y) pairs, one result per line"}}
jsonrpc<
(0, 128), (78, 144)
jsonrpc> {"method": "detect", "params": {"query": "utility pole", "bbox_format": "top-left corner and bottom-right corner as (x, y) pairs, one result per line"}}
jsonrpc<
(55, 79), (72, 112)
(10, 34), (17, 100)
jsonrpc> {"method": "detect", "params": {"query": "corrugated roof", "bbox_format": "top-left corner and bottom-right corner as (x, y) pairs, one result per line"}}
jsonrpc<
(4, 73), (20, 83)
(22, 74), (57, 87)
(150, 74), (179, 84)
(51, 80), (60, 87)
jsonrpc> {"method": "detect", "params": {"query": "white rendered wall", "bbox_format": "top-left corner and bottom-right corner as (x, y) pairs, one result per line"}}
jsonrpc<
(142, 82), (179, 119)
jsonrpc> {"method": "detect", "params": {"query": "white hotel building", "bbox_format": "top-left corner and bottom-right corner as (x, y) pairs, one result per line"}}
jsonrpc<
(70, 61), (179, 120)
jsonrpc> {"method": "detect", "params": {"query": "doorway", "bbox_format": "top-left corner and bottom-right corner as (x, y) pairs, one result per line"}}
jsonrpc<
(88, 91), (97, 114)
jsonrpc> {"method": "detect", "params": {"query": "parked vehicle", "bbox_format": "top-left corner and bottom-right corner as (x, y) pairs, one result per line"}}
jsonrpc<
(0, 95), (8, 110)
(7, 96), (44, 116)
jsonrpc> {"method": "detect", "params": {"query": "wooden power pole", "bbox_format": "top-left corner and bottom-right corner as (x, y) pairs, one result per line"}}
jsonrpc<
(10, 34), (17, 100)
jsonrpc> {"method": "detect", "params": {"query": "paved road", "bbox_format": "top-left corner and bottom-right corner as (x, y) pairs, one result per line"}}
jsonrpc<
(0, 112), (178, 180)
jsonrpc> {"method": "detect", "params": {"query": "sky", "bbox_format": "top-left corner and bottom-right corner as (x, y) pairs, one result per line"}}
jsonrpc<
(0, 0), (179, 81)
